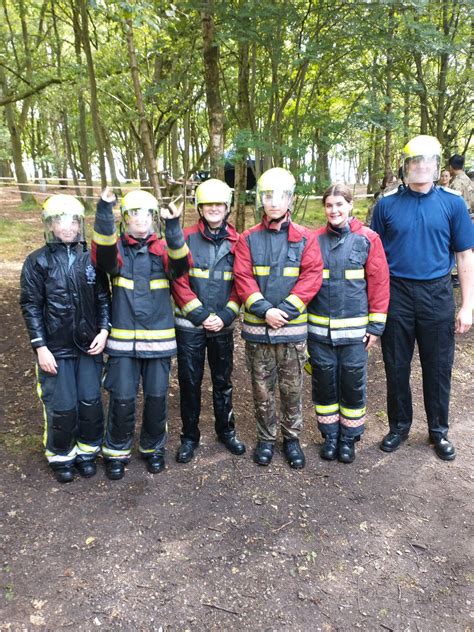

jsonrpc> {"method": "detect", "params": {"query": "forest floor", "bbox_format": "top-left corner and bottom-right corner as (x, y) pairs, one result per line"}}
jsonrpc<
(0, 188), (473, 631)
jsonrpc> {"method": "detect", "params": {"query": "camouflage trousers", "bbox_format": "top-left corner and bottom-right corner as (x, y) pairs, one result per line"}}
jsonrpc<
(245, 341), (307, 441)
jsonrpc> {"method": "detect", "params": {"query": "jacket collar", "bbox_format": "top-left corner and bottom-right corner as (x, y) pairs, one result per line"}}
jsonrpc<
(198, 218), (239, 243)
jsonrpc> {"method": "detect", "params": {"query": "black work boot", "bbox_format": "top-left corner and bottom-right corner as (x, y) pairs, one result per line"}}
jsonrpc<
(145, 452), (165, 473)
(320, 434), (338, 461)
(176, 440), (198, 464)
(51, 464), (75, 484)
(218, 432), (246, 455)
(253, 441), (275, 466)
(380, 431), (409, 453)
(430, 435), (456, 461)
(105, 459), (125, 480)
(283, 438), (305, 469)
(75, 458), (97, 478)
(338, 435), (358, 464)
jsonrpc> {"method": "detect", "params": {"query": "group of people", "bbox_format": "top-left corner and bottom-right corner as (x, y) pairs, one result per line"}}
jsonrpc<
(20, 134), (474, 484)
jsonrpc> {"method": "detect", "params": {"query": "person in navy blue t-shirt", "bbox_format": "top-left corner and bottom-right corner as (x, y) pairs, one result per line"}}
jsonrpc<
(371, 135), (474, 461)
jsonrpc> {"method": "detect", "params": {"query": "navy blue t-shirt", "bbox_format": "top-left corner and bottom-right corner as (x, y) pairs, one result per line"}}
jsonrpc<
(371, 185), (474, 280)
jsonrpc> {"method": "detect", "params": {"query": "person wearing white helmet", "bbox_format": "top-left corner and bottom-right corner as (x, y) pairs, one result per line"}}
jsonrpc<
(233, 167), (323, 469)
(171, 178), (245, 462)
(92, 187), (189, 480)
(371, 135), (474, 461)
(20, 194), (110, 483)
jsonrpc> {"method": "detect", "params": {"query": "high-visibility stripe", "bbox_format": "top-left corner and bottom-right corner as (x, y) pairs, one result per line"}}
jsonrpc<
(175, 317), (202, 329)
(110, 328), (175, 340)
(340, 405), (366, 418)
(308, 325), (329, 337)
(226, 300), (240, 314)
(45, 449), (77, 464)
(113, 276), (134, 289)
(283, 267), (300, 277)
(286, 294), (306, 313)
(167, 243), (189, 259)
(245, 292), (265, 309)
(223, 271), (233, 280)
(182, 298), (202, 315)
(244, 312), (307, 325)
(36, 365), (48, 449)
(322, 269), (330, 279)
(135, 340), (177, 352)
(331, 328), (366, 339)
(76, 442), (100, 454)
(345, 269), (365, 280)
(330, 316), (368, 329)
(252, 266), (270, 276)
(315, 403), (339, 414)
(102, 447), (130, 458)
(308, 313), (330, 325)
(369, 312), (387, 323)
(243, 323), (307, 337)
(149, 279), (170, 290)
(189, 267), (209, 278)
(93, 230), (117, 246)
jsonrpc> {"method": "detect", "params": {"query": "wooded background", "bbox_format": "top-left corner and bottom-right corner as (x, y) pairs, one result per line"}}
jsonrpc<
(0, 0), (472, 230)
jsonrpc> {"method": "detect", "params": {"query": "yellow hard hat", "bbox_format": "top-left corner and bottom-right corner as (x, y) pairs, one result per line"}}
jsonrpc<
(42, 194), (84, 219)
(195, 179), (232, 209)
(402, 135), (441, 160)
(257, 167), (296, 192)
(121, 190), (159, 214)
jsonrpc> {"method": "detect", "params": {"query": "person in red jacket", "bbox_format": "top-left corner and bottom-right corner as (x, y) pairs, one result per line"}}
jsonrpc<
(233, 167), (323, 469)
(308, 184), (390, 463)
(171, 179), (245, 463)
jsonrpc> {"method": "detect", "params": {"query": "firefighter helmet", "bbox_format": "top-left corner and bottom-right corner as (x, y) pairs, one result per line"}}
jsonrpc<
(401, 135), (441, 184)
(256, 167), (296, 214)
(41, 194), (85, 244)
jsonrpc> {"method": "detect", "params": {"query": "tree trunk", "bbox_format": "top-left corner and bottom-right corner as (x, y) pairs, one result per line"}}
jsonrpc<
(234, 26), (251, 233)
(201, 1), (225, 179)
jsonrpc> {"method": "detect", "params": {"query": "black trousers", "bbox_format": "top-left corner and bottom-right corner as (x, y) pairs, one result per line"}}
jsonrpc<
(381, 274), (455, 438)
(176, 328), (235, 443)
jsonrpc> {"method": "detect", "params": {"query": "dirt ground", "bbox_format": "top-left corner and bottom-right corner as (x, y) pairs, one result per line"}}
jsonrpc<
(0, 195), (473, 631)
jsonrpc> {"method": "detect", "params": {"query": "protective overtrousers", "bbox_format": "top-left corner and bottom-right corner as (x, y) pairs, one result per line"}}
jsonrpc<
(102, 356), (170, 459)
(177, 329), (235, 443)
(308, 340), (367, 438)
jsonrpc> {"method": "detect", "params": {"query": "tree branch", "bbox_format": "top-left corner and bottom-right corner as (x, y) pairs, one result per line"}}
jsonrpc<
(0, 78), (63, 106)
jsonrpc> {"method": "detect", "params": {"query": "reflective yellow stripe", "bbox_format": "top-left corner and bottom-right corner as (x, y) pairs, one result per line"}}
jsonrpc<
(93, 230), (117, 246)
(189, 267), (209, 278)
(226, 300), (240, 314)
(369, 312), (387, 323)
(330, 316), (368, 329)
(345, 269), (365, 280)
(110, 328), (175, 340)
(286, 294), (305, 313)
(308, 313), (330, 325)
(244, 312), (307, 325)
(252, 266), (270, 276)
(113, 276), (134, 289)
(315, 404), (339, 414)
(167, 243), (189, 259)
(150, 279), (170, 289)
(283, 267), (300, 277)
(223, 271), (233, 280)
(182, 298), (202, 315)
(102, 447), (130, 457)
(76, 441), (98, 453)
(323, 269), (330, 279)
(340, 405), (366, 418)
(35, 364), (48, 448)
(245, 292), (265, 309)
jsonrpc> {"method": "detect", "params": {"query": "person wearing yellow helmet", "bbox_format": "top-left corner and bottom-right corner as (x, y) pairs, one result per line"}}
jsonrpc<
(234, 167), (324, 469)
(171, 178), (245, 462)
(20, 194), (110, 483)
(371, 135), (474, 461)
(92, 187), (189, 480)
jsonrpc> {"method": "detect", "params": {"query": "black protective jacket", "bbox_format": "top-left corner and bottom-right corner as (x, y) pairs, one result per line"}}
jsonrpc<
(20, 242), (110, 357)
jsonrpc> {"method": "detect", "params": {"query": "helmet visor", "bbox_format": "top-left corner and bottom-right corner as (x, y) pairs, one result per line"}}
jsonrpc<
(123, 207), (158, 238)
(43, 213), (85, 244)
(403, 154), (440, 184)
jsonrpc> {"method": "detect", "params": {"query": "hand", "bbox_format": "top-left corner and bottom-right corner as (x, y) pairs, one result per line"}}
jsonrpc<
(101, 186), (116, 204)
(37, 346), (58, 375)
(161, 195), (184, 220)
(87, 329), (109, 355)
(455, 306), (472, 334)
(202, 314), (224, 332)
(265, 308), (289, 329)
(363, 333), (379, 351)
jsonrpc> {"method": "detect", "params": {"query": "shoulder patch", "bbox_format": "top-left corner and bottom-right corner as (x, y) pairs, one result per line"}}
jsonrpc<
(440, 186), (462, 196)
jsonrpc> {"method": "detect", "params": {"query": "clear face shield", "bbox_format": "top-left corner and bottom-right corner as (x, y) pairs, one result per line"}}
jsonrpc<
(122, 207), (159, 239)
(257, 189), (294, 217)
(403, 155), (440, 185)
(43, 213), (85, 245)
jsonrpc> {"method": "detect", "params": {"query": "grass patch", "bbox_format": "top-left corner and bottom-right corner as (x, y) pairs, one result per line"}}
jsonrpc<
(0, 431), (42, 454)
